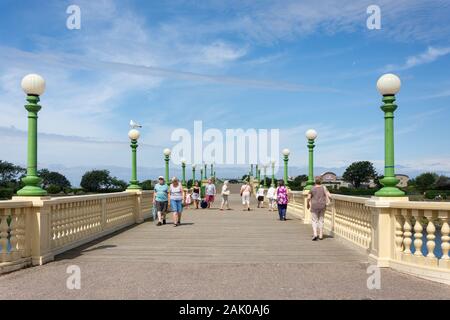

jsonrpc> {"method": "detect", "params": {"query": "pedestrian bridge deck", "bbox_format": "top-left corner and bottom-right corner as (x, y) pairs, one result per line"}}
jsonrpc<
(0, 194), (449, 299)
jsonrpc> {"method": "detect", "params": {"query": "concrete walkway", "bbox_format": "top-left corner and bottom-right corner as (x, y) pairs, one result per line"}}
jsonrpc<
(1, 194), (449, 299)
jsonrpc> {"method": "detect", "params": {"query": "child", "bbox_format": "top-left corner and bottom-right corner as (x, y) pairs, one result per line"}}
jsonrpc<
(185, 190), (192, 209)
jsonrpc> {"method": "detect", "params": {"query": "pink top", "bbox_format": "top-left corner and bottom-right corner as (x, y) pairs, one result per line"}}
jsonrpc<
(277, 186), (289, 205)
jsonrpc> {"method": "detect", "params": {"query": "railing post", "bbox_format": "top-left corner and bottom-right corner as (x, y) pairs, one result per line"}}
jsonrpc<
(302, 190), (311, 224)
(13, 196), (54, 266)
(366, 197), (409, 267)
(126, 190), (144, 224)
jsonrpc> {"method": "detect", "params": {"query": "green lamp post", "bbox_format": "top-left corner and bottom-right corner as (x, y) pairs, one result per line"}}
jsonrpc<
(271, 160), (276, 187)
(304, 129), (318, 191)
(250, 164), (254, 177)
(163, 148), (171, 186)
(282, 148), (290, 187)
(192, 164), (196, 184)
(204, 163), (207, 179)
(210, 163), (214, 177)
(200, 168), (203, 181)
(127, 129), (141, 190)
(181, 158), (187, 188)
(17, 74), (47, 197)
(375, 74), (405, 197)
(263, 164), (268, 188)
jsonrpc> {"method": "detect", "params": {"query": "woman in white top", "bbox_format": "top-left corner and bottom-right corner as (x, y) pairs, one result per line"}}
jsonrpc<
(256, 185), (265, 208)
(266, 185), (277, 211)
(220, 180), (231, 211)
(240, 181), (252, 211)
(168, 177), (185, 227)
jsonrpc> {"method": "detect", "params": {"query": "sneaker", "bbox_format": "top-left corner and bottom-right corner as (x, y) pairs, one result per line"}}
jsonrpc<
(156, 222), (162, 226)
(163, 219), (166, 225)
(319, 237), (324, 240)
(312, 236), (318, 241)
(248, 208), (250, 211)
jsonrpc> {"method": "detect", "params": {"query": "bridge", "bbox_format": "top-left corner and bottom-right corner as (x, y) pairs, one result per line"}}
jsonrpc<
(1, 191), (449, 299)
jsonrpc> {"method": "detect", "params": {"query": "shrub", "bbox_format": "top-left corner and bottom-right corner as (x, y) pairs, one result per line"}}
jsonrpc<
(424, 190), (450, 200)
(46, 184), (62, 195)
(0, 187), (14, 200)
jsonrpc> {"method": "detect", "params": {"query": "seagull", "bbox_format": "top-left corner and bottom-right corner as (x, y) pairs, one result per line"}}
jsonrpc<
(130, 120), (142, 128)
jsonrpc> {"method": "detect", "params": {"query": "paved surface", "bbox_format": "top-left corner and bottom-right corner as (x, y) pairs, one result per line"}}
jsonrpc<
(1, 194), (450, 300)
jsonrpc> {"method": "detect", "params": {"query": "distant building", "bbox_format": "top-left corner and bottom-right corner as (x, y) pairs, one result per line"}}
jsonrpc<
(319, 172), (352, 189)
(396, 174), (410, 188)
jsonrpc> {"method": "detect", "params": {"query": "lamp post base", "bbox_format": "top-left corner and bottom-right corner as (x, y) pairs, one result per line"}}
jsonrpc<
(304, 184), (313, 191)
(16, 186), (47, 197)
(375, 187), (406, 197)
(127, 183), (142, 190)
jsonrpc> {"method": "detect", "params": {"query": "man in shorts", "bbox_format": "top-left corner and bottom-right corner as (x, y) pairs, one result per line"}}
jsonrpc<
(153, 176), (169, 226)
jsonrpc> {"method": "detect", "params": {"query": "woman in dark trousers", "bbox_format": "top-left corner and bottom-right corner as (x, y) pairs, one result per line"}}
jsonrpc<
(276, 180), (289, 221)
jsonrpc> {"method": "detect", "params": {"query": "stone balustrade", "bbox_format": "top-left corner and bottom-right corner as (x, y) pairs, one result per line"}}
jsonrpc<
(0, 190), (153, 274)
(288, 190), (450, 285)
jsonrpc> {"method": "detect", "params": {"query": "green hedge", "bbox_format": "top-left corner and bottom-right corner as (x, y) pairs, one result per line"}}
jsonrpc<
(424, 190), (450, 200)
(330, 187), (378, 196)
(0, 188), (14, 200)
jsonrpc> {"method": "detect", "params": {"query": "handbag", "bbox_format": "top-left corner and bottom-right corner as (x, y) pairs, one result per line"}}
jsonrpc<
(323, 186), (331, 206)
(152, 205), (157, 221)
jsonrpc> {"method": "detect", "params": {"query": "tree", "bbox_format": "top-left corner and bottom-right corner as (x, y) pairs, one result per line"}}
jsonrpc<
(0, 160), (25, 187)
(289, 175), (308, 191)
(435, 175), (450, 190)
(140, 180), (153, 190)
(80, 170), (127, 193)
(414, 172), (438, 193)
(38, 169), (71, 190)
(342, 161), (377, 188)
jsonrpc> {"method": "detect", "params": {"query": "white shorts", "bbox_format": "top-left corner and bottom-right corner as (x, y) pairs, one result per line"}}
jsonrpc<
(242, 193), (250, 205)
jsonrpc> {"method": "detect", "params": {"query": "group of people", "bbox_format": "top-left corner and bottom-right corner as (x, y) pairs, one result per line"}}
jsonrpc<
(152, 175), (331, 241)
(240, 178), (331, 240)
(239, 180), (289, 220)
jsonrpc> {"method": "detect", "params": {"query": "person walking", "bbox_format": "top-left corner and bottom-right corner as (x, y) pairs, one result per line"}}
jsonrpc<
(153, 176), (169, 226)
(266, 184), (277, 212)
(276, 180), (289, 221)
(307, 178), (331, 241)
(256, 185), (265, 208)
(220, 180), (231, 211)
(168, 177), (185, 227)
(205, 178), (216, 209)
(240, 180), (252, 211)
(192, 181), (200, 209)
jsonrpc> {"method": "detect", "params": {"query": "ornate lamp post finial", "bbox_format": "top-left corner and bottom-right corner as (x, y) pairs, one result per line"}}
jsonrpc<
(163, 148), (171, 186)
(304, 130), (318, 191)
(127, 129), (141, 190)
(375, 74), (405, 197)
(282, 149), (290, 187)
(17, 74), (47, 196)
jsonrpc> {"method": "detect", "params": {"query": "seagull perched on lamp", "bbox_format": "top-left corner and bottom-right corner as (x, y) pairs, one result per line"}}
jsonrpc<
(130, 120), (142, 128)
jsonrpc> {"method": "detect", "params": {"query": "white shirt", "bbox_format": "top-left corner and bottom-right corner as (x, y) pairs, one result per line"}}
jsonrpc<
(257, 188), (265, 197)
(266, 187), (276, 199)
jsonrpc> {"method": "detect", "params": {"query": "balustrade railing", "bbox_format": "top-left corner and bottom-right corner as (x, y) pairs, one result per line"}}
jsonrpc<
(0, 191), (153, 274)
(288, 191), (450, 284)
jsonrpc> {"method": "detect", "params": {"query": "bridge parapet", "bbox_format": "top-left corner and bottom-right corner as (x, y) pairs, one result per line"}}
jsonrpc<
(0, 191), (153, 274)
(288, 191), (450, 285)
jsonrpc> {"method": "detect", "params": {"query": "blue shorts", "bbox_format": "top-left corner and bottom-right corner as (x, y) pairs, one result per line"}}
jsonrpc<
(170, 199), (183, 213)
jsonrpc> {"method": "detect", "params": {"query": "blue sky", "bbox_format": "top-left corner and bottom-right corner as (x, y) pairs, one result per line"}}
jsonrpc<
(0, 0), (449, 183)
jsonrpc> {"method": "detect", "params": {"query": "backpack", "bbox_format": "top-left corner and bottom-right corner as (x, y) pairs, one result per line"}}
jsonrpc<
(201, 200), (208, 209)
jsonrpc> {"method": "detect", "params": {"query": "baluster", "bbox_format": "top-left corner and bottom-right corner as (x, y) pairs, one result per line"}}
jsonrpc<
(9, 209), (18, 260)
(402, 210), (413, 257)
(425, 213), (436, 258)
(393, 210), (404, 259)
(0, 210), (10, 262)
(439, 212), (449, 268)
(412, 210), (423, 257)
(16, 208), (26, 257)
(440, 214), (449, 261)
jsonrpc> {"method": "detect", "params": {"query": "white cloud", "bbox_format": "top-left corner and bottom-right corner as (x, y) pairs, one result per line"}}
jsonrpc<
(383, 46), (450, 71)
(201, 41), (248, 66)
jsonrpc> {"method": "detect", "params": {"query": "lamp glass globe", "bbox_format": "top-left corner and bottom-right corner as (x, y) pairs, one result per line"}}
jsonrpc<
(377, 73), (401, 95)
(163, 148), (171, 156)
(282, 148), (290, 156)
(306, 129), (318, 140)
(128, 129), (140, 140)
(21, 74), (46, 96)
